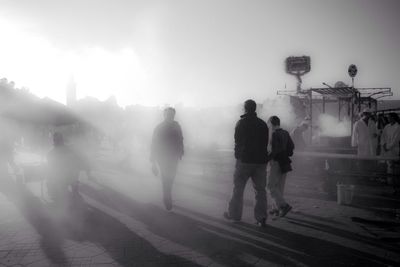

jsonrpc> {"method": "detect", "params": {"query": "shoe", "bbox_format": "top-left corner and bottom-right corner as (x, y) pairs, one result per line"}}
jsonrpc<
(269, 209), (279, 216)
(256, 218), (267, 228)
(223, 212), (240, 222)
(279, 204), (292, 218)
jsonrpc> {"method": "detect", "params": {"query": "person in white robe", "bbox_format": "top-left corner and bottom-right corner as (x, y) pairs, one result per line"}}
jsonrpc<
(352, 109), (375, 157)
(381, 113), (400, 194)
(368, 115), (378, 155)
(382, 113), (400, 158)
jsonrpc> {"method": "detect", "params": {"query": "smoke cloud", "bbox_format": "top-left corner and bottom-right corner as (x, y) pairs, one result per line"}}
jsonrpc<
(318, 113), (351, 137)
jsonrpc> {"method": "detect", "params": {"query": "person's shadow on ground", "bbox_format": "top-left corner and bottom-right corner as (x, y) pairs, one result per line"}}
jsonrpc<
(178, 205), (400, 266)
(78, 181), (400, 267)
(77, 182), (313, 266)
(0, 177), (199, 267)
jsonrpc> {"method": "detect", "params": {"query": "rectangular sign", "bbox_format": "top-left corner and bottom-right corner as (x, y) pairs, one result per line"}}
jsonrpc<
(286, 56), (311, 74)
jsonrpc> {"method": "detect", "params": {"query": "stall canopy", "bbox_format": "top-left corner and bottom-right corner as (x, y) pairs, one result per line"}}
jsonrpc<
(277, 86), (393, 143)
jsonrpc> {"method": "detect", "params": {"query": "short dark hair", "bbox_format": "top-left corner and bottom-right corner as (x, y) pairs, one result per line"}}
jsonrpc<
(389, 112), (399, 122)
(244, 99), (256, 113)
(269, 116), (280, 126)
(164, 107), (176, 115)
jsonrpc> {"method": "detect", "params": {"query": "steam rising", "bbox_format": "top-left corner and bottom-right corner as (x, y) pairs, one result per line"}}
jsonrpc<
(260, 97), (296, 129)
(318, 113), (351, 137)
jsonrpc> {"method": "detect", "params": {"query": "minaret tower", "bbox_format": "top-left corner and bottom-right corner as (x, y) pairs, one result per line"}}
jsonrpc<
(66, 76), (77, 106)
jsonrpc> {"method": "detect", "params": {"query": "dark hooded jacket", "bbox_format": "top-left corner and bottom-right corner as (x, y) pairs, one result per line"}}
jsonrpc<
(269, 128), (295, 174)
(234, 112), (269, 164)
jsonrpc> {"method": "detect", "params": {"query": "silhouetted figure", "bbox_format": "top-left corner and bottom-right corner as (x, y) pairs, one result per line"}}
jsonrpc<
(291, 121), (308, 151)
(224, 99), (269, 227)
(150, 107), (184, 211)
(267, 116), (294, 218)
(46, 132), (91, 204)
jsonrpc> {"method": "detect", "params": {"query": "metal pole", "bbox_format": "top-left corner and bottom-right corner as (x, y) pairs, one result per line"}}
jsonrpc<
(309, 90), (313, 145)
(322, 97), (325, 113)
(351, 93), (354, 136)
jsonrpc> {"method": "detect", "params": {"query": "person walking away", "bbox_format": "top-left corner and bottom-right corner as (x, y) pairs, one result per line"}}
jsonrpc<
(267, 116), (295, 218)
(150, 107), (184, 211)
(224, 99), (269, 227)
(381, 113), (400, 194)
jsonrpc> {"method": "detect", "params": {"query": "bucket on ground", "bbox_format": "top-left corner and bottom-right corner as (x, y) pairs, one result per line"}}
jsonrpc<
(337, 184), (355, 205)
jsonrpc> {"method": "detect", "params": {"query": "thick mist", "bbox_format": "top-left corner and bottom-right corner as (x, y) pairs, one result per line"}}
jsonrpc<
(1, 74), (303, 218)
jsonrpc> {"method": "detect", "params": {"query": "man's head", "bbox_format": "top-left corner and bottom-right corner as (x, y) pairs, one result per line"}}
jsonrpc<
(244, 99), (257, 114)
(269, 115), (280, 128)
(163, 107), (176, 122)
(53, 132), (64, 147)
(388, 112), (399, 125)
(361, 108), (371, 121)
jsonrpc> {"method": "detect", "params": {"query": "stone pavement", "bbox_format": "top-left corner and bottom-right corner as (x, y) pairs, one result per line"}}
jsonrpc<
(0, 149), (399, 266)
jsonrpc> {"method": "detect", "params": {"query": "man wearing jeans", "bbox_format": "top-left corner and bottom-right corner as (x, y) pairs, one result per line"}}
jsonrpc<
(224, 99), (269, 227)
(267, 116), (294, 217)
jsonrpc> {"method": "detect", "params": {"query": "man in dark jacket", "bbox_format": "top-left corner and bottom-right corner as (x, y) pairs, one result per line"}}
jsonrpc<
(150, 107), (184, 211)
(267, 116), (294, 217)
(224, 99), (269, 227)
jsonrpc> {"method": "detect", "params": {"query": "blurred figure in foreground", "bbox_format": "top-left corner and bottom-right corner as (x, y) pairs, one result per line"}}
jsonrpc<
(352, 109), (377, 157)
(150, 107), (184, 211)
(291, 121), (308, 151)
(224, 100), (269, 227)
(267, 116), (295, 218)
(46, 132), (92, 204)
(0, 116), (19, 181)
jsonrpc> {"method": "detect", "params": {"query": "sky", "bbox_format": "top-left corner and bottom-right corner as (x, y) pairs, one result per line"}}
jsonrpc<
(0, 0), (399, 107)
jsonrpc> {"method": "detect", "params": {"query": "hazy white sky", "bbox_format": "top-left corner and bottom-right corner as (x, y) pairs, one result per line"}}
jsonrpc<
(0, 0), (399, 107)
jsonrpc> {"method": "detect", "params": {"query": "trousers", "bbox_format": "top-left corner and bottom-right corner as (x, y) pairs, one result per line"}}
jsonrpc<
(158, 158), (178, 207)
(267, 160), (288, 209)
(228, 160), (267, 221)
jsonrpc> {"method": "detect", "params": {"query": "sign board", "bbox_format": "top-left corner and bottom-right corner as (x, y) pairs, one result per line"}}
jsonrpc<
(286, 56), (311, 75)
(348, 64), (357, 78)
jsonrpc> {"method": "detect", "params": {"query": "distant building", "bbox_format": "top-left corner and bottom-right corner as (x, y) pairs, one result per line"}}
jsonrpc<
(66, 76), (77, 106)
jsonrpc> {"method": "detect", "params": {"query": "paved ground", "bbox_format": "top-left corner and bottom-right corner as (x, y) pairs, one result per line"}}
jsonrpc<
(0, 149), (399, 266)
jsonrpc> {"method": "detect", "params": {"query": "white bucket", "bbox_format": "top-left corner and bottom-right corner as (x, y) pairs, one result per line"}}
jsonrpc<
(337, 184), (355, 205)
